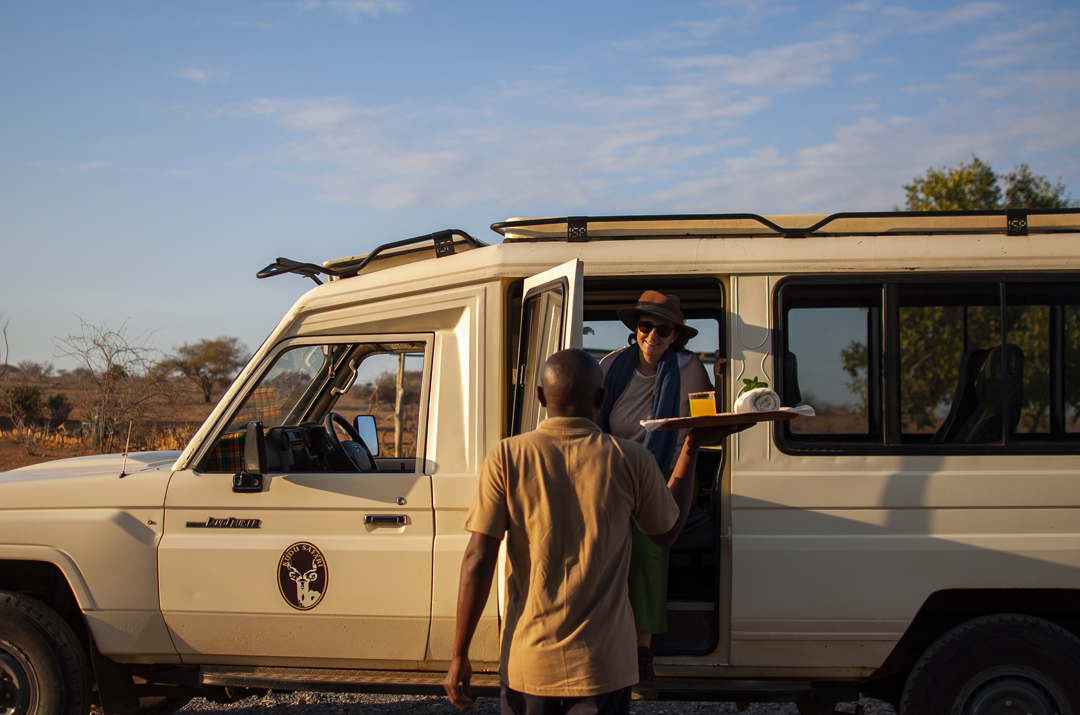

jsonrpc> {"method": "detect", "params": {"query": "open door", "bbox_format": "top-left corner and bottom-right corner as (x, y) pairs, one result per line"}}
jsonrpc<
(510, 259), (584, 436)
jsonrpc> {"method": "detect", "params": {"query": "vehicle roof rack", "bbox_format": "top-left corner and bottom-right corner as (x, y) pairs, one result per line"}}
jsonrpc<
(491, 209), (1080, 241)
(257, 229), (487, 285)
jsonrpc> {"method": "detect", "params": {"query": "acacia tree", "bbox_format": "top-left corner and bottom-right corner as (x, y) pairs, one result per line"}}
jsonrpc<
(901, 154), (1077, 211)
(54, 319), (176, 452)
(160, 337), (248, 403)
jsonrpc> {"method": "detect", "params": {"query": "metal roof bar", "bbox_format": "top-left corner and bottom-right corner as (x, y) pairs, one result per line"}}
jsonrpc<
(491, 208), (1080, 240)
(257, 229), (487, 285)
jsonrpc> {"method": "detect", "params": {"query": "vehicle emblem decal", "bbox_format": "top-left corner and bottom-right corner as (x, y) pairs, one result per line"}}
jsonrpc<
(278, 542), (328, 611)
(185, 516), (262, 529)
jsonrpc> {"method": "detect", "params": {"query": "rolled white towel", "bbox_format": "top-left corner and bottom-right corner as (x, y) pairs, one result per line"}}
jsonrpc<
(734, 387), (781, 413)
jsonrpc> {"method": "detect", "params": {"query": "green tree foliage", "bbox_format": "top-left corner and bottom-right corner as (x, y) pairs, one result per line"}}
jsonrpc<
(901, 154), (1077, 211)
(160, 337), (248, 403)
(1001, 164), (1076, 209)
(0, 384), (45, 454)
(902, 155), (1000, 210)
(1, 384), (43, 427)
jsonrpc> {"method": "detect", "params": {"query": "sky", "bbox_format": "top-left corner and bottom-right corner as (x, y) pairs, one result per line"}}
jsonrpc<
(2, 0), (1078, 369)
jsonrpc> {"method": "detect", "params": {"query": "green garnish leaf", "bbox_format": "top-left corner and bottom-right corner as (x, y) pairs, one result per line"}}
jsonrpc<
(740, 377), (769, 394)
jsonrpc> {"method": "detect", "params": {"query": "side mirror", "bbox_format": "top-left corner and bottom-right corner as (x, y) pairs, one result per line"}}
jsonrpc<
(233, 421), (268, 493)
(353, 415), (380, 457)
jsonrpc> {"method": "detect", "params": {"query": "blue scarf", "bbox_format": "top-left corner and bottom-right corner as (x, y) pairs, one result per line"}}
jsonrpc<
(597, 345), (681, 470)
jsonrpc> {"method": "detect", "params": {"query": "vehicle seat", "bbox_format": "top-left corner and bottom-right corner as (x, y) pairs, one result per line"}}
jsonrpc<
(931, 344), (1023, 444)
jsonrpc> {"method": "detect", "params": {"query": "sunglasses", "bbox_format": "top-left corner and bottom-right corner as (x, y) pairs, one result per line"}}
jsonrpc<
(637, 320), (674, 338)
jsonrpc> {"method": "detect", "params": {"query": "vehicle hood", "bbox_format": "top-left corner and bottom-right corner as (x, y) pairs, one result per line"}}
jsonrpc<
(0, 451), (180, 510)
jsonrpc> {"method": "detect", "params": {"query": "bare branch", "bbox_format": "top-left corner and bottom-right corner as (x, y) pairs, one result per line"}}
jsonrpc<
(52, 316), (178, 452)
(0, 314), (9, 381)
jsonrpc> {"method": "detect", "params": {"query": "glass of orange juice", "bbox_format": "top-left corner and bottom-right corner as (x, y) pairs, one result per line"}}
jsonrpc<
(688, 391), (716, 417)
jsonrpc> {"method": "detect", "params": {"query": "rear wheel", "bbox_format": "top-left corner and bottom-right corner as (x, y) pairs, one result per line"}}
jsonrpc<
(899, 614), (1080, 715)
(0, 590), (92, 715)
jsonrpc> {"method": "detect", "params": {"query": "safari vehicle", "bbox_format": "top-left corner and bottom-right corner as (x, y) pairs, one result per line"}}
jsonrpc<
(2, 209), (1080, 715)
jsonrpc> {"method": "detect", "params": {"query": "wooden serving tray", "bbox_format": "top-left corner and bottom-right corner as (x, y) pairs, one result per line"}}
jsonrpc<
(642, 409), (803, 432)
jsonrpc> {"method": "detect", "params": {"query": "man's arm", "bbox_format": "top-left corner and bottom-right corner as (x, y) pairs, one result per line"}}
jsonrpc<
(443, 531), (502, 710)
(647, 424), (747, 549)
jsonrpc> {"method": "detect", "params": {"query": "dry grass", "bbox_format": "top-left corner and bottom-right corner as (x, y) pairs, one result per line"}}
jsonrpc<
(0, 371), (214, 471)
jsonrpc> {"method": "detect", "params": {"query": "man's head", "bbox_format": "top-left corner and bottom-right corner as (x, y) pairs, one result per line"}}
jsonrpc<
(537, 349), (605, 421)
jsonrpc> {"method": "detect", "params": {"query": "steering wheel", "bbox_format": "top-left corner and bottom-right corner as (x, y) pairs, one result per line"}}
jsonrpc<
(322, 412), (379, 472)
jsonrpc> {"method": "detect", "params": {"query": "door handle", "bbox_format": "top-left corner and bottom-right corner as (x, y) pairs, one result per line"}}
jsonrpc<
(364, 514), (407, 526)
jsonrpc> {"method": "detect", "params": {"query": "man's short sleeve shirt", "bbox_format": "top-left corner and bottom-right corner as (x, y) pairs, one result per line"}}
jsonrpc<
(464, 416), (678, 697)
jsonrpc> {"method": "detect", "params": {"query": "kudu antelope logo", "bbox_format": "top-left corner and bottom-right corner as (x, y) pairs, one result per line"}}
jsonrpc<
(277, 542), (328, 610)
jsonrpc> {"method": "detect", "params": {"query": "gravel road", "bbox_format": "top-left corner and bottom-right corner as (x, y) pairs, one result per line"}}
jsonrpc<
(181, 692), (896, 715)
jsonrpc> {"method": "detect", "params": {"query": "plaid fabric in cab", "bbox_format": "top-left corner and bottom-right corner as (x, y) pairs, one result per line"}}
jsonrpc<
(234, 386), (282, 426)
(206, 431), (246, 473)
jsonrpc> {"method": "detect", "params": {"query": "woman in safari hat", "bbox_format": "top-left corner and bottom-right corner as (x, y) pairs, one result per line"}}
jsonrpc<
(597, 290), (713, 700)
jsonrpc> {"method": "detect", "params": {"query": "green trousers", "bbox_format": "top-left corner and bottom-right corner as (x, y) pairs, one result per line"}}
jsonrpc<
(628, 523), (669, 634)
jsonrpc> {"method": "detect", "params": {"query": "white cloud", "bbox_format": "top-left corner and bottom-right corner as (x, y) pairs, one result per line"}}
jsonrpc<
(965, 19), (1070, 68)
(176, 67), (231, 84)
(660, 33), (864, 87)
(214, 2), (1079, 215)
(22, 161), (111, 173)
(73, 161), (110, 172)
(884, 2), (1007, 33)
(296, 0), (407, 21)
(902, 82), (947, 94)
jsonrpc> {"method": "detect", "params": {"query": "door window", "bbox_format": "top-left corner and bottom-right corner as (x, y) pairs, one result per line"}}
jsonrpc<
(201, 339), (428, 472)
(511, 260), (583, 435)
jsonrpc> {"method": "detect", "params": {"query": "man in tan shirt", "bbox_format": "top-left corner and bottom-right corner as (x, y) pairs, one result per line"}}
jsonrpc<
(443, 349), (742, 715)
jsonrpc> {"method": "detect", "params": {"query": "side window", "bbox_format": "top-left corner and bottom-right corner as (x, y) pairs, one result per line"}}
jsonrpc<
(201, 339), (428, 472)
(778, 278), (1080, 453)
(898, 283), (1002, 444)
(1006, 284), (1080, 438)
(781, 284), (882, 441)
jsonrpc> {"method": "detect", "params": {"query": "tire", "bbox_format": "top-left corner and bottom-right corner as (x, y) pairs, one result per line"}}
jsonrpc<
(899, 613), (1080, 715)
(0, 590), (92, 715)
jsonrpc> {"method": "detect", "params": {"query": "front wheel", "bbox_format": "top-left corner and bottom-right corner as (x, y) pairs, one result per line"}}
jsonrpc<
(900, 614), (1080, 715)
(0, 590), (92, 715)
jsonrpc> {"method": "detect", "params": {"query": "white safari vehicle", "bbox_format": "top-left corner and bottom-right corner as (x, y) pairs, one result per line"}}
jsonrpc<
(3, 210), (1080, 715)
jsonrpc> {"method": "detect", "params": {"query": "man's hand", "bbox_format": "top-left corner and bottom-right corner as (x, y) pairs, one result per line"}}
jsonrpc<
(648, 422), (751, 548)
(443, 655), (475, 710)
(444, 532), (500, 710)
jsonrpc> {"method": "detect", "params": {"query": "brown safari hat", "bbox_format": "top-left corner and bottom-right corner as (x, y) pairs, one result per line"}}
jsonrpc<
(617, 290), (698, 340)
